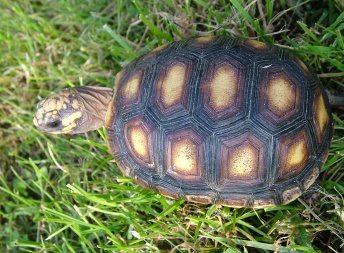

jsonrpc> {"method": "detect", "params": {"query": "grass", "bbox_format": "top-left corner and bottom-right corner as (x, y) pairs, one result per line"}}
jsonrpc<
(1, 0), (344, 252)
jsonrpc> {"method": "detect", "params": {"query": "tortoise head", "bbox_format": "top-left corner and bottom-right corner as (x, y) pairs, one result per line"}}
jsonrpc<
(34, 86), (114, 134)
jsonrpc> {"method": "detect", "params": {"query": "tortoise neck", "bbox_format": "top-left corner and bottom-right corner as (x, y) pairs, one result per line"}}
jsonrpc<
(73, 86), (114, 133)
(326, 90), (344, 110)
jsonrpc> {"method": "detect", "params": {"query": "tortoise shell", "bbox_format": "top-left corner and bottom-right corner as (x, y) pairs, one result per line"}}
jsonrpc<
(104, 36), (333, 208)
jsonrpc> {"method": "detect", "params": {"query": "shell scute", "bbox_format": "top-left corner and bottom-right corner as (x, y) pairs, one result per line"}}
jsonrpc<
(123, 116), (155, 168)
(252, 64), (304, 132)
(276, 127), (313, 182)
(120, 70), (143, 109)
(165, 128), (205, 183)
(151, 57), (194, 119)
(200, 56), (246, 121)
(218, 131), (266, 186)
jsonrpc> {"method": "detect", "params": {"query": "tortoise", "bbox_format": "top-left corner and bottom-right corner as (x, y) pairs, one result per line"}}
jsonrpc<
(34, 36), (338, 208)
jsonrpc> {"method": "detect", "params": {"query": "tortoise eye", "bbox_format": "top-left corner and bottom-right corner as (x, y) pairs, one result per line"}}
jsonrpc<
(46, 119), (61, 128)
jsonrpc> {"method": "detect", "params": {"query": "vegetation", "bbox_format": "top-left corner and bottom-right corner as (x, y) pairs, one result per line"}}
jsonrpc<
(1, 0), (343, 252)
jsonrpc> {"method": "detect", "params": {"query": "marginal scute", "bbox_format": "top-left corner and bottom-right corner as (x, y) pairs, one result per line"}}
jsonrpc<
(194, 36), (216, 44)
(221, 196), (249, 207)
(143, 44), (169, 60)
(104, 94), (116, 129)
(219, 132), (265, 185)
(253, 198), (276, 208)
(185, 194), (213, 204)
(194, 36), (215, 44)
(244, 39), (270, 52)
(124, 117), (155, 168)
(166, 129), (204, 183)
(259, 69), (300, 123)
(282, 186), (302, 204)
(155, 185), (179, 199)
(313, 90), (329, 144)
(303, 167), (319, 191)
(294, 56), (311, 76)
(134, 175), (151, 190)
(189, 36), (216, 48)
(106, 131), (121, 156)
(115, 158), (133, 178)
(277, 128), (311, 181)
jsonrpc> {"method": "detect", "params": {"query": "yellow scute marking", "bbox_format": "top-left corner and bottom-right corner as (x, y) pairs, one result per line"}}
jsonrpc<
(286, 138), (307, 167)
(267, 74), (295, 114)
(130, 126), (149, 160)
(209, 64), (238, 111)
(123, 74), (141, 102)
(61, 111), (82, 127)
(161, 64), (186, 107)
(246, 40), (269, 50)
(194, 36), (215, 43)
(172, 139), (197, 174)
(316, 93), (328, 136)
(228, 144), (257, 178)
